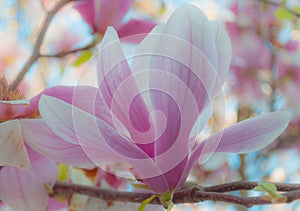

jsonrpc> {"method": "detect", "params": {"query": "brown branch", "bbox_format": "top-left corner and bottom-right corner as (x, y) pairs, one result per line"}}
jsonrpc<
(11, 0), (77, 90)
(51, 181), (300, 208)
(204, 181), (300, 192)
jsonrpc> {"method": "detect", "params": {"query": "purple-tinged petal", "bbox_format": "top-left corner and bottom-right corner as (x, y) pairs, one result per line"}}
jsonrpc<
(1, 86), (103, 121)
(5, 86), (97, 120)
(39, 95), (176, 191)
(210, 111), (289, 154)
(0, 100), (29, 121)
(128, 5), (231, 190)
(93, 0), (133, 33)
(21, 119), (95, 169)
(133, 4), (232, 101)
(0, 120), (29, 169)
(47, 198), (66, 211)
(117, 19), (157, 43)
(74, 0), (95, 30)
(0, 146), (57, 211)
(74, 0), (133, 34)
(98, 27), (160, 155)
(130, 5), (231, 157)
(35, 86), (115, 143)
(38, 95), (149, 160)
(142, 156), (188, 193)
(28, 86), (95, 115)
(0, 86), (79, 121)
(177, 111), (290, 188)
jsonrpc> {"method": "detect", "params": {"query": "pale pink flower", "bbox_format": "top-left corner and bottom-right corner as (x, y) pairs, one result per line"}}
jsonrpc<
(277, 56), (300, 107)
(35, 4), (289, 195)
(0, 83), (96, 210)
(226, 21), (272, 101)
(74, 0), (156, 42)
(229, 1), (277, 32)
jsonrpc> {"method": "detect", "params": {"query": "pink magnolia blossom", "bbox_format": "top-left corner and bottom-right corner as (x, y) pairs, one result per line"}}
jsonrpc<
(74, 0), (156, 42)
(226, 20), (272, 101)
(0, 84), (97, 210)
(35, 4), (289, 195)
(229, 1), (277, 34)
(277, 55), (300, 107)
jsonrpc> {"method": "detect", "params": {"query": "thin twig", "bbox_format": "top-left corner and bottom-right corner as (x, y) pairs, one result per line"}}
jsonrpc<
(255, 0), (300, 17)
(204, 181), (300, 192)
(51, 181), (300, 208)
(40, 40), (96, 58)
(40, 42), (96, 58)
(11, 0), (76, 90)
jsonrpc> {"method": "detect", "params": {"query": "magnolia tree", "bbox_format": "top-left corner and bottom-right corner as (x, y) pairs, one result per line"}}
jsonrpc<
(0, 0), (300, 210)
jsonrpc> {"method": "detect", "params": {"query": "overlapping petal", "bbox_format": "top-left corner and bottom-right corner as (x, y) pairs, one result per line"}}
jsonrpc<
(75, 0), (133, 33)
(177, 111), (290, 188)
(0, 120), (29, 169)
(21, 119), (95, 169)
(38, 95), (189, 192)
(97, 28), (157, 151)
(0, 146), (57, 211)
(117, 19), (157, 43)
(131, 4), (231, 155)
(0, 100), (29, 122)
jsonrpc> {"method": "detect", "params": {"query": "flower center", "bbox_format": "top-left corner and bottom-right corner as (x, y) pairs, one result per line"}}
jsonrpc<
(0, 76), (23, 101)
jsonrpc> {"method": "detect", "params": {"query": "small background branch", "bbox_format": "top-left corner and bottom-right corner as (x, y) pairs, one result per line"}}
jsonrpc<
(11, 0), (76, 90)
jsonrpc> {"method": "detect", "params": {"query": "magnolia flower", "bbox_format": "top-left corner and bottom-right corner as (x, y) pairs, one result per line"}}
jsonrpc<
(0, 79), (95, 211)
(229, 1), (277, 34)
(35, 4), (289, 204)
(275, 38), (300, 111)
(277, 56), (300, 107)
(226, 20), (272, 101)
(74, 0), (156, 42)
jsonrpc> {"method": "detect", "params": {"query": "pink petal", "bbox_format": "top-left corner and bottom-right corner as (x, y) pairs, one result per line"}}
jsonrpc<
(142, 156), (188, 193)
(0, 101), (28, 121)
(38, 95), (149, 161)
(48, 198), (66, 211)
(28, 86), (94, 115)
(96, 29), (196, 186)
(35, 86), (114, 126)
(5, 86), (93, 120)
(130, 5), (231, 157)
(38, 95), (178, 189)
(75, 0), (133, 33)
(94, 0), (133, 33)
(1, 86), (86, 121)
(0, 120), (29, 169)
(211, 111), (289, 154)
(21, 119), (95, 169)
(117, 19), (157, 43)
(0, 146), (57, 211)
(177, 111), (290, 188)
(74, 0), (95, 30)
(98, 28), (157, 154)
(35, 86), (114, 143)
